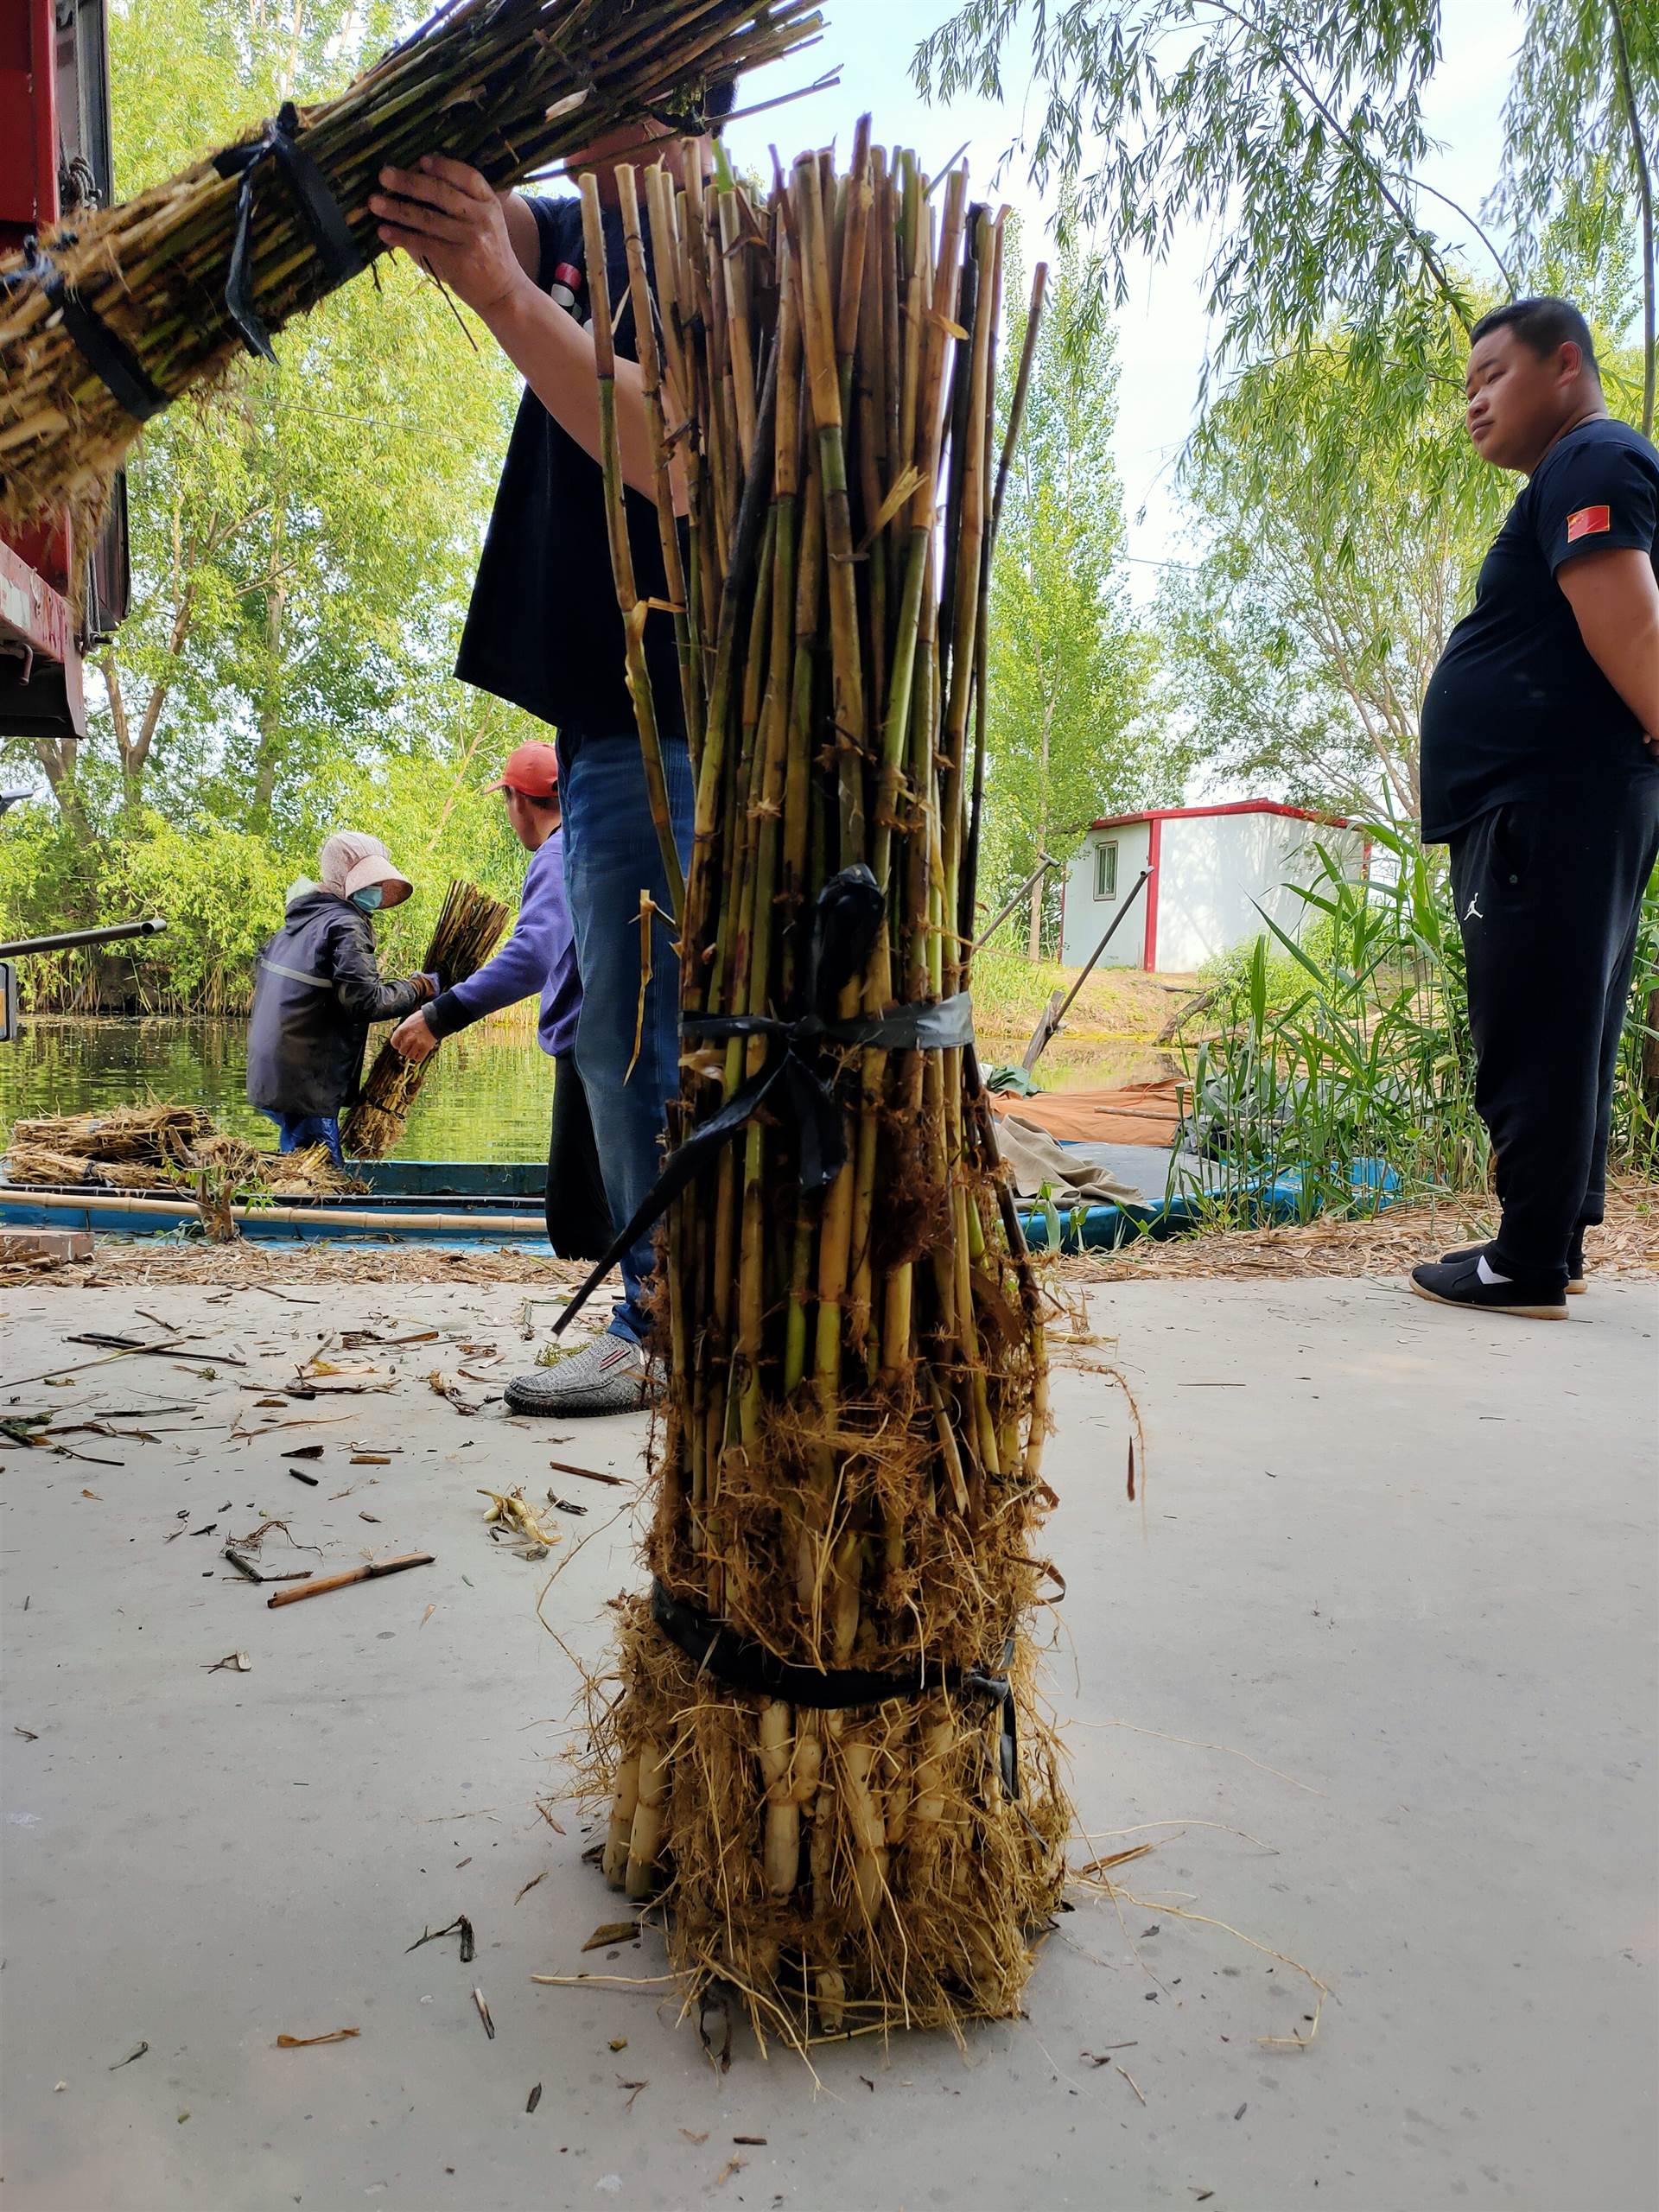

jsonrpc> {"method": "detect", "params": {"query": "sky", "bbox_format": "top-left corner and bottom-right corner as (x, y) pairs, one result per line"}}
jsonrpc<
(723, 0), (1523, 598)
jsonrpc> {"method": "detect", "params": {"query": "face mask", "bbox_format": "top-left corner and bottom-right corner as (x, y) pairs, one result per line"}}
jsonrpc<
(351, 885), (385, 913)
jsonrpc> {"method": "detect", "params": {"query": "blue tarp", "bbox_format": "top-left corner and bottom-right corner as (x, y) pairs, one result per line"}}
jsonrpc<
(1016, 1154), (1402, 1253)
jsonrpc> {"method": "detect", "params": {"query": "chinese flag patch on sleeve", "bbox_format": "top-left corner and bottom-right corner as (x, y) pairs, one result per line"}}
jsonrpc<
(1566, 504), (1611, 542)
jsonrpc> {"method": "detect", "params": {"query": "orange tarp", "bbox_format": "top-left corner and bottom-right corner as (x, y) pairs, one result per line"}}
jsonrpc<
(988, 1077), (1184, 1149)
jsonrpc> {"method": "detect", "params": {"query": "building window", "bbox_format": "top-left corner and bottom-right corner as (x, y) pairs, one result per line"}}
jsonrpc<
(1095, 839), (1118, 899)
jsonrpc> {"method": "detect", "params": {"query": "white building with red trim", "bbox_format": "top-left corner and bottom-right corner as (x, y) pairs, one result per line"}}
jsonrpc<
(1058, 799), (1366, 974)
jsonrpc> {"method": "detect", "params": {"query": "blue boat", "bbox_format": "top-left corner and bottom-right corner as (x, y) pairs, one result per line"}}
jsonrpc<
(1, 1145), (1399, 1250)
(1018, 1147), (1402, 1254)
(0, 1158), (550, 1245)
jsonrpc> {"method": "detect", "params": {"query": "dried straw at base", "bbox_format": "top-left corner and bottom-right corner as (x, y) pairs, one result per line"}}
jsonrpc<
(341, 878), (510, 1159)
(261, 1142), (362, 1198)
(573, 128), (1070, 2050)
(0, 0), (823, 526)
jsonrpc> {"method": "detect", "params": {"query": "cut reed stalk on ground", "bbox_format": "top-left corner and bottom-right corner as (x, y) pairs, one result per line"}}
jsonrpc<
(0, 0), (823, 526)
(578, 129), (1068, 2050)
(341, 879), (509, 1160)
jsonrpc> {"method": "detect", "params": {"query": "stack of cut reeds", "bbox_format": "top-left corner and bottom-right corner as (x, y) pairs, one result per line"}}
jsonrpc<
(3, 1109), (359, 1198)
(9, 1104), (211, 1162)
(575, 127), (1068, 2049)
(341, 878), (510, 1159)
(0, 0), (823, 526)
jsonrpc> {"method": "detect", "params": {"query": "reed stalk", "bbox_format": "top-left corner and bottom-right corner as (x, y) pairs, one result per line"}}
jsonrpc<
(579, 176), (685, 929)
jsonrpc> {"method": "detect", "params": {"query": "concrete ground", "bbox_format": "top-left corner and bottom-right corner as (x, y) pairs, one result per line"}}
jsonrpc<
(2, 1273), (1655, 2212)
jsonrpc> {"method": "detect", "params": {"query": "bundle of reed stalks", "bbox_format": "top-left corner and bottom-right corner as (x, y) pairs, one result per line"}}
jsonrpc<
(3, 1145), (119, 1187)
(341, 878), (510, 1158)
(568, 127), (1069, 2049)
(0, 0), (823, 526)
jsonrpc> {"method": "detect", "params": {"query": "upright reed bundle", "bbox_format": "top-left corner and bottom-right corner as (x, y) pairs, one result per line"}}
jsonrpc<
(575, 129), (1068, 2046)
(341, 878), (509, 1159)
(0, 0), (823, 525)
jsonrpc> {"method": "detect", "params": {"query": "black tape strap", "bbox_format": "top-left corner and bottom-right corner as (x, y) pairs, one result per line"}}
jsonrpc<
(651, 1579), (1020, 1798)
(213, 102), (365, 360)
(2, 238), (166, 421)
(550, 866), (974, 1334)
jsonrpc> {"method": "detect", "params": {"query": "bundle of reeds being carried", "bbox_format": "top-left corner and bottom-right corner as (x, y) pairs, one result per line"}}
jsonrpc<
(341, 878), (510, 1159)
(0, 0), (823, 526)
(569, 127), (1069, 2049)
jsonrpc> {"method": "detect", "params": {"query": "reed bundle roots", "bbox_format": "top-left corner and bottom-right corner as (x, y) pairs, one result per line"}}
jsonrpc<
(0, 0), (823, 525)
(576, 126), (1071, 2047)
(341, 878), (511, 1159)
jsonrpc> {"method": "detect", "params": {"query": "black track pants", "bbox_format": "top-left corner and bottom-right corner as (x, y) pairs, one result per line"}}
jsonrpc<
(1449, 788), (1659, 1283)
(544, 1052), (613, 1262)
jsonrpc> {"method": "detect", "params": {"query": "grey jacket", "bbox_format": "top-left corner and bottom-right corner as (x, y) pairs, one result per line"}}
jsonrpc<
(246, 886), (423, 1117)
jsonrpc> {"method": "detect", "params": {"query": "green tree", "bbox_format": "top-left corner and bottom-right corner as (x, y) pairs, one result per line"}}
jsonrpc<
(1166, 317), (1508, 817)
(983, 233), (1168, 960)
(1497, 0), (1657, 431)
(1163, 270), (1647, 818)
(1, 0), (540, 1001)
(916, 1), (1656, 431)
(918, 1), (1478, 424)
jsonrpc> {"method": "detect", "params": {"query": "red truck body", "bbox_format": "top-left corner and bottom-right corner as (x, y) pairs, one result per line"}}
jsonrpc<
(0, 0), (129, 741)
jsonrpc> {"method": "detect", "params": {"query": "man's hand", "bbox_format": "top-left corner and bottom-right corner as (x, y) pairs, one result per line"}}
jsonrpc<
(370, 156), (524, 320)
(391, 1010), (440, 1063)
(373, 152), (683, 511)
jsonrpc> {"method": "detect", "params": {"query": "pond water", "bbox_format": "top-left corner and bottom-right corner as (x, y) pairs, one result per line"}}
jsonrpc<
(0, 1017), (556, 1164)
(0, 1014), (1167, 1164)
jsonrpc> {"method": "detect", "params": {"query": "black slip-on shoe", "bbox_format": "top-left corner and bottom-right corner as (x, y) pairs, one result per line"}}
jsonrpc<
(1440, 1237), (1586, 1294)
(1409, 1254), (1567, 1320)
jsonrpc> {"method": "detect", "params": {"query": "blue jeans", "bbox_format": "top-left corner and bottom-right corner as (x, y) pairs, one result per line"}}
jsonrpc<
(264, 1111), (345, 1171)
(559, 732), (694, 1342)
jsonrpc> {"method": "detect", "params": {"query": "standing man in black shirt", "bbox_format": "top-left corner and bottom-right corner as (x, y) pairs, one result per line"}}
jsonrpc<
(1414, 296), (1659, 1320)
(368, 95), (734, 1412)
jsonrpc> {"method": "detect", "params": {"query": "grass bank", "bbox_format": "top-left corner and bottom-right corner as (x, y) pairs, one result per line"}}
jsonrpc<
(1166, 823), (1659, 1224)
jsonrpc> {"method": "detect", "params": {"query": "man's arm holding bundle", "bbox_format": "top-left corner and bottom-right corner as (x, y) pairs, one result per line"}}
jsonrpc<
(371, 156), (681, 510)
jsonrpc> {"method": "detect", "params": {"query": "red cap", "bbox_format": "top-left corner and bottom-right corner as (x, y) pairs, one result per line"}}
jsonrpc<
(485, 741), (560, 798)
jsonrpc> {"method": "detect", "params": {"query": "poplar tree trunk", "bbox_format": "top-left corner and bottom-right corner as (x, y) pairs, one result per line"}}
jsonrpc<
(1027, 695), (1053, 961)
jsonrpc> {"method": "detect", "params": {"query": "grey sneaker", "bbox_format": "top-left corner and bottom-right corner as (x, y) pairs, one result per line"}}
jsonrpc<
(505, 1332), (658, 1417)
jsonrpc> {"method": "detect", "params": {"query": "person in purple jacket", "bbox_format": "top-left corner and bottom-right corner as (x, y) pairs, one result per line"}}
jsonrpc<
(388, 741), (609, 1260)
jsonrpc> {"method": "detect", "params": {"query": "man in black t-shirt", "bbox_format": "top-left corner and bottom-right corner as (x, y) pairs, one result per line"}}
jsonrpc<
(368, 95), (734, 1413)
(1413, 296), (1659, 1321)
